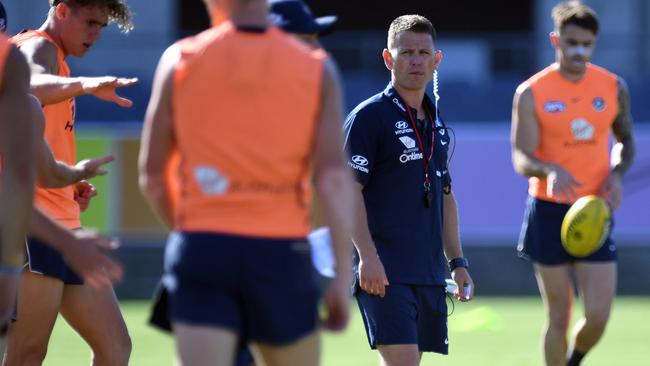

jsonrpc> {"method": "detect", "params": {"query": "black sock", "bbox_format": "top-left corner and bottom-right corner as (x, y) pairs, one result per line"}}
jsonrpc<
(567, 348), (586, 366)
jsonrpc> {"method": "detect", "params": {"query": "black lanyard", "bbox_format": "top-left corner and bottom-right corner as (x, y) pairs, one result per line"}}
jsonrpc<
(402, 99), (436, 208)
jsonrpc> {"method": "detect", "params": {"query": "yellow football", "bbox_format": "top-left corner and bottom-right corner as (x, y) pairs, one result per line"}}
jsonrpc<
(561, 195), (612, 257)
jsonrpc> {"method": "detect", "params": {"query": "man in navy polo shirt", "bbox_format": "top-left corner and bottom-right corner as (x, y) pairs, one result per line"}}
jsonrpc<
(344, 14), (475, 365)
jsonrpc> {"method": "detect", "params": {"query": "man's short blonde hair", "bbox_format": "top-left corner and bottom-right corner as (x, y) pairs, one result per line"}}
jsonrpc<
(387, 15), (436, 50)
(50, 0), (133, 33)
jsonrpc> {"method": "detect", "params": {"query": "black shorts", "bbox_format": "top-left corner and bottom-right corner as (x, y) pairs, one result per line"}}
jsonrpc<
(162, 231), (322, 345)
(517, 196), (617, 265)
(356, 284), (449, 354)
(26, 236), (83, 285)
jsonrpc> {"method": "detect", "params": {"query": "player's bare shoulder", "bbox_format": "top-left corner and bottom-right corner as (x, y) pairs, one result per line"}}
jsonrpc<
(513, 81), (534, 112)
(18, 36), (58, 74)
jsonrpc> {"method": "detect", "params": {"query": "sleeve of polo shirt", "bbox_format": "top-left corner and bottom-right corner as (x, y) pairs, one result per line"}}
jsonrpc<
(343, 108), (379, 186)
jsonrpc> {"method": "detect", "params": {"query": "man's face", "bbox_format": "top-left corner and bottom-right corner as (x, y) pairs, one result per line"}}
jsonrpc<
(59, 4), (108, 57)
(553, 23), (597, 74)
(383, 31), (438, 92)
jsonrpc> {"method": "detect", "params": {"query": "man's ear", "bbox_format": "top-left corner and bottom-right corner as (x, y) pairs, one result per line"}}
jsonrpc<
(434, 50), (442, 69)
(549, 31), (560, 48)
(382, 48), (394, 71)
(55, 3), (70, 20)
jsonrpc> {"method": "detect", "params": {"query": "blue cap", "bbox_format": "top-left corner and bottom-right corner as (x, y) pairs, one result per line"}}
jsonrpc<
(269, 0), (337, 36)
(0, 2), (7, 33)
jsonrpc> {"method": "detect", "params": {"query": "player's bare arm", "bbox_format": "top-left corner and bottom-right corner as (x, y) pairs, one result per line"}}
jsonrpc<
(0, 47), (37, 268)
(139, 45), (178, 229)
(442, 190), (473, 301)
(313, 57), (355, 331)
(351, 182), (388, 298)
(511, 83), (581, 202)
(20, 36), (137, 107)
(611, 77), (636, 175)
(29, 95), (114, 188)
(599, 77), (636, 209)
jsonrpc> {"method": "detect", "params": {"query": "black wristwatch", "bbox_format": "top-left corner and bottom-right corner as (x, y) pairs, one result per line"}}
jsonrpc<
(448, 257), (469, 272)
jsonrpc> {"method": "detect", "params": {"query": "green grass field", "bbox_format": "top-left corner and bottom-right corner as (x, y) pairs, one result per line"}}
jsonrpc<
(42, 296), (650, 365)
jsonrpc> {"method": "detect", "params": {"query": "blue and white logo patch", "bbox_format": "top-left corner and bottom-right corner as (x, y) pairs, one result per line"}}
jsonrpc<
(592, 97), (606, 112)
(395, 121), (409, 130)
(544, 101), (566, 113)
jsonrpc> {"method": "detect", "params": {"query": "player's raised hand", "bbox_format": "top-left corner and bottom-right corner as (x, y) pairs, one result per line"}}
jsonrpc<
(75, 155), (115, 180)
(320, 276), (351, 332)
(61, 229), (123, 289)
(81, 76), (138, 107)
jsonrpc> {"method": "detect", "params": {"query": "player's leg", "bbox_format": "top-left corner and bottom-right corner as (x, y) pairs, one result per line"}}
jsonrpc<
(253, 331), (320, 366)
(3, 272), (63, 366)
(59, 284), (131, 366)
(243, 238), (322, 366)
(533, 263), (574, 366)
(570, 262), (616, 357)
(377, 344), (420, 366)
(174, 324), (238, 366)
(356, 284), (421, 366)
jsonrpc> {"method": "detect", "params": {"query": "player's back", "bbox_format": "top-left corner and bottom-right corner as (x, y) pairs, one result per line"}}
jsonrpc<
(526, 63), (618, 203)
(172, 21), (326, 238)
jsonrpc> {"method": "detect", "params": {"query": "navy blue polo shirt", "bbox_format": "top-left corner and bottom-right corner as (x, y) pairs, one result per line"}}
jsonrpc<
(344, 83), (452, 285)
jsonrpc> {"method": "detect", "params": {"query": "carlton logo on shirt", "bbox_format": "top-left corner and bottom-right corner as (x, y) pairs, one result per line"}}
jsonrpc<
(348, 155), (369, 173)
(592, 97), (606, 112)
(544, 100), (566, 113)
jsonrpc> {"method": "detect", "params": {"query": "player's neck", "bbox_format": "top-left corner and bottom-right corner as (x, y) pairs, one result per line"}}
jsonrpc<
(229, 2), (269, 29)
(556, 62), (587, 83)
(38, 19), (67, 57)
(393, 83), (426, 117)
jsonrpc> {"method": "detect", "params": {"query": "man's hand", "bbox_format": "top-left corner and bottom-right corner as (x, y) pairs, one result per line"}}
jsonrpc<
(546, 165), (582, 203)
(61, 229), (123, 289)
(80, 76), (138, 108)
(74, 155), (115, 181)
(0, 273), (20, 324)
(451, 267), (474, 302)
(359, 253), (389, 297)
(74, 180), (97, 212)
(599, 171), (623, 210)
(320, 276), (352, 332)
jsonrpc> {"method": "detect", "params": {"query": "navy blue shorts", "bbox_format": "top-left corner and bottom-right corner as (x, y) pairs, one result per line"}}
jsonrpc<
(356, 284), (449, 354)
(26, 236), (83, 285)
(517, 196), (617, 265)
(149, 283), (254, 366)
(163, 231), (321, 346)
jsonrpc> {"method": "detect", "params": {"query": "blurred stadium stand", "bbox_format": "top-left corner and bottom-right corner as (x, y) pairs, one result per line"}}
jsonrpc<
(5, 0), (650, 296)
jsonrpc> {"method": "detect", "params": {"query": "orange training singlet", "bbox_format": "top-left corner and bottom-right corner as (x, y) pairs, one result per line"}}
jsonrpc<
(12, 30), (80, 228)
(0, 33), (11, 172)
(0, 33), (10, 87)
(171, 22), (325, 238)
(527, 63), (619, 203)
